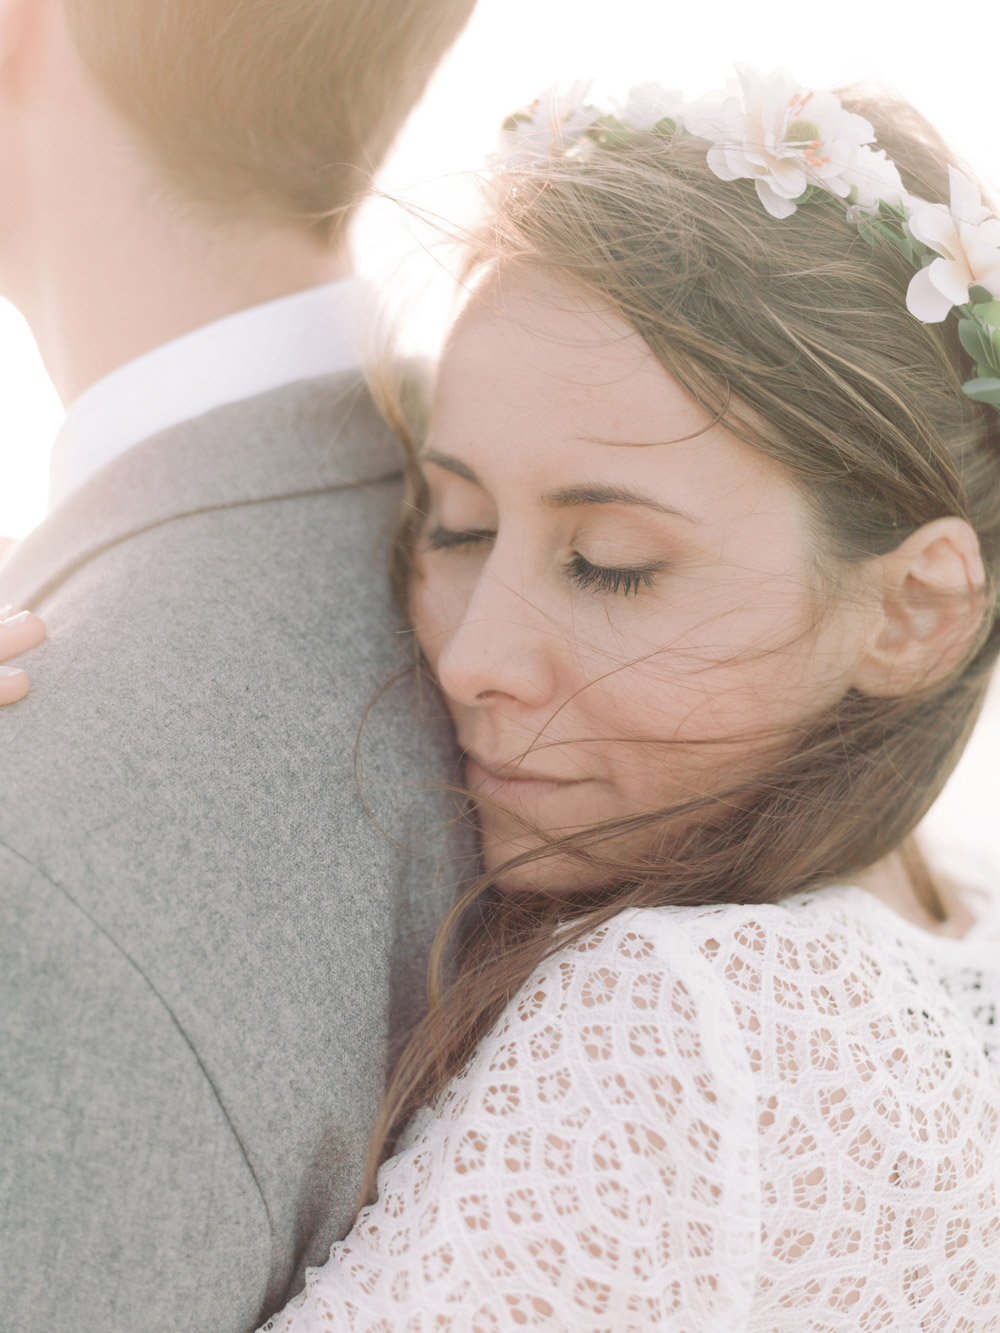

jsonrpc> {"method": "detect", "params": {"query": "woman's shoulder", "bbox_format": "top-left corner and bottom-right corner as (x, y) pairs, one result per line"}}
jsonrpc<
(576, 882), (1000, 1076)
(554, 882), (1000, 1040)
(589, 876), (1000, 972)
(439, 882), (1000, 1141)
(561, 885), (880, 995)
(429, 900), (769, 1138)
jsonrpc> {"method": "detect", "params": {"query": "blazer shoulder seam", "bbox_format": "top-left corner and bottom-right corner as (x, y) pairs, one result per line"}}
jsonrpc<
(17, 468), (402, 610)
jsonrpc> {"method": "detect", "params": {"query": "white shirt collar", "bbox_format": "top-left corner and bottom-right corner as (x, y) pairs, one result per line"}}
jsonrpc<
(48, 277), (368, 510)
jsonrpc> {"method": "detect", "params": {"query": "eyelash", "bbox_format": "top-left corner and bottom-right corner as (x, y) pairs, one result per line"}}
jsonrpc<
(424, 524), (494, 552)
(424, 525), (659, 599)
(565, 554), (656, 597)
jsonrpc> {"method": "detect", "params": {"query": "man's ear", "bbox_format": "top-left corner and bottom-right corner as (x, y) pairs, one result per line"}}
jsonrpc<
(852, 516), (988, 698)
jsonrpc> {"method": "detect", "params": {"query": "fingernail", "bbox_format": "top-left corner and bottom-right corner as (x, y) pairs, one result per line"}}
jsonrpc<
(1, 611), (29, 627)
(0, 605), (11, 620)
(0, 665), (25, 677)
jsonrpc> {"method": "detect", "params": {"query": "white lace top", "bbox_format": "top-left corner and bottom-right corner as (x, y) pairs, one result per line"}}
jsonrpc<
(261, 882), (1000, 1331)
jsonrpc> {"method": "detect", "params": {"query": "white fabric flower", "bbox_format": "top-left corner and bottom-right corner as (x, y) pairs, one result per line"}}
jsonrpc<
(905, 167), (1000, 322)
(496, 82), (598, 168)
(834, 143), (906, 211)
(684, 64), (875, 218)
(611, 82), (683, 133)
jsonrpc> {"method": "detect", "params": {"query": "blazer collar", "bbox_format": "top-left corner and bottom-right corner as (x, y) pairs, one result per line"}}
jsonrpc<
(0, 373), (403, 608)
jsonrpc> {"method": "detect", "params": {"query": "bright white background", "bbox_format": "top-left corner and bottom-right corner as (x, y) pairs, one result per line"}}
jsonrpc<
(1, 0), (997, 851)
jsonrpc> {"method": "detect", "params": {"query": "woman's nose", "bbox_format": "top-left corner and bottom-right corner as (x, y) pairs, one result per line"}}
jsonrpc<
(434, 563), (557, 711)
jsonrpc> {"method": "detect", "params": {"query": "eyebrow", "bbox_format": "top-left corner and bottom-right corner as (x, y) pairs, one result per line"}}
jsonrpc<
(421, 451), (700, 524)
(541, 483), (701, 523)
(421, 450), (480, 484)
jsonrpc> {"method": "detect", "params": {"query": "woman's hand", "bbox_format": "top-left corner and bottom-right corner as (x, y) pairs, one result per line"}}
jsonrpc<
(0, 607), (46, 704)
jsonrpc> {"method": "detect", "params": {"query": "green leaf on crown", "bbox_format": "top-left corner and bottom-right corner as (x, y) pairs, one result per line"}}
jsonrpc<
(969, 284), (995, 305)
(962, 377), (1000, 406)
(970, 299), (1000, 328)
(857, 217), (918, 264)
(958, 318), (997, 369)
(587, 115), (635, 150)
(651, 117), (677, 137)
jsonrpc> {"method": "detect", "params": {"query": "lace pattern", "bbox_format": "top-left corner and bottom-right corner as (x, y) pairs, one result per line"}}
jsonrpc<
(261, 885), (1000, 1331)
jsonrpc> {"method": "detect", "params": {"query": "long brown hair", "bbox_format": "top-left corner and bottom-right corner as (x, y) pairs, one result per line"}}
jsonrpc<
(363, 90), (1000, 1200)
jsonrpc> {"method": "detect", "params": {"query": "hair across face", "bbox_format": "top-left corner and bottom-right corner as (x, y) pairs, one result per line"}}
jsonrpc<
(411, 271), (876, 891)
(59, 0), (476, 237)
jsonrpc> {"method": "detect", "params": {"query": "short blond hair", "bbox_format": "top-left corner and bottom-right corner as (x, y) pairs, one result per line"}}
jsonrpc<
(62, 0), (475, 238)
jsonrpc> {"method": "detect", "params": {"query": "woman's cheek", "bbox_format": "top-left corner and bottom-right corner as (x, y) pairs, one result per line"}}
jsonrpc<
(410, 556), (460, 673)
(578, 660), (789, 810)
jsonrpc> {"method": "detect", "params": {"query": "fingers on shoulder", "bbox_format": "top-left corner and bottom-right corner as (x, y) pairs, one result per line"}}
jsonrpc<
(0, 609), (47, 702)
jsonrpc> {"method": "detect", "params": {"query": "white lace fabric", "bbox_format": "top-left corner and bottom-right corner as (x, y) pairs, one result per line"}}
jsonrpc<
(261, 884), (1000, 1331)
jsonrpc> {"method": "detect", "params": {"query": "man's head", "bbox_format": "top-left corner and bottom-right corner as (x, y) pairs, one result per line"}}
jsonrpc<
(0, 0), (476, 398)
(58, 0), (476, 239)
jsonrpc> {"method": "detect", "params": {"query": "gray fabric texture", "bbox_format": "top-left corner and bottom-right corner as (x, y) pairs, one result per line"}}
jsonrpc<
(0, 374), (468, 1332)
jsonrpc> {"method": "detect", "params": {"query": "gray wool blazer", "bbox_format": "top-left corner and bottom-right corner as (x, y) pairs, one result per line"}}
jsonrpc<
(0, 374), (467, 1332)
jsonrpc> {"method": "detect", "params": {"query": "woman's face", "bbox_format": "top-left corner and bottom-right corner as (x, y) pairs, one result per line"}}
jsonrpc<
(410, 271), (872, 890)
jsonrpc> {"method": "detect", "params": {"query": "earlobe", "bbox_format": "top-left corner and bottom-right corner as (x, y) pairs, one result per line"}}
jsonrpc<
(852, 517), (988, 698)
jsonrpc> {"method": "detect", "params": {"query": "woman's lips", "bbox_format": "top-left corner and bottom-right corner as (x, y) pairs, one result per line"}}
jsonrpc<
(464, 755), (590, 806)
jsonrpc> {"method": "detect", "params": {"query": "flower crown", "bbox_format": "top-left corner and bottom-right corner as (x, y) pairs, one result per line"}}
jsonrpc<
(497, 65), (1000, 416)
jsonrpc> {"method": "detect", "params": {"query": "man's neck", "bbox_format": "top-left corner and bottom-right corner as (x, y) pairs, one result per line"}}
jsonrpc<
(27, 195), (351, 406)
(1, 0), (351, 406)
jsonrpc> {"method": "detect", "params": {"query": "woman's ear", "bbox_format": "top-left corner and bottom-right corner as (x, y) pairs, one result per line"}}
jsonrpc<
(852, 516), (988, 698)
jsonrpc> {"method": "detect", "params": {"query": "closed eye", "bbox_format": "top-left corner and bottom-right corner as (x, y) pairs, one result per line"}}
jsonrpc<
(425, 525), (664, 597)
(424, 524), (496, 551)
(566, 553), (664, 597)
